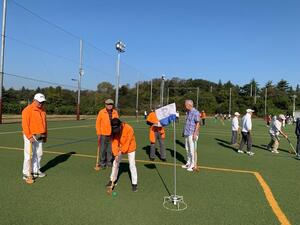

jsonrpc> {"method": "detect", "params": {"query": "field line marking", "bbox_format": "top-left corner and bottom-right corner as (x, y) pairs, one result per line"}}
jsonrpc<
(0, 145), (292, 224)
(0, 124), (94, 135)
(254, 172), (291, 225)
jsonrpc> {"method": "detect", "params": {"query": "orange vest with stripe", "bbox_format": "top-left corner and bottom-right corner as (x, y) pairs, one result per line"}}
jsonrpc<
(111, 123), (136, 156)
(146, 111), (165, 143)
(22, 102), (47, 139)
(96, 108), (119, 136)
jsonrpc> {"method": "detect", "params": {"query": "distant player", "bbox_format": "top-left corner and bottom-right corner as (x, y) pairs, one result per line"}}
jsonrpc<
(231, 112), (240, 146)
(237, 109), (254, 156)
(295, 118), (300, 160)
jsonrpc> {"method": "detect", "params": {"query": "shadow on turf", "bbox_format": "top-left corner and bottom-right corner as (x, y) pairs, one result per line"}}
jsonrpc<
(115, 162), (132, 184)
(166, 148), (186, 164)
(215, 138), (237, 152)
(45, 137), (96, 149)
(142, 145), (163, 160)
(144, 163), (171, 196)
(40, 151), (76, 172)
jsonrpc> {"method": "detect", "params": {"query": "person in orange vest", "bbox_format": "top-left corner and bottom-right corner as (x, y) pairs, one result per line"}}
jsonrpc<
(146, 109), (166, 161)
(22, 93), (47, 182)
(106, 118), (138, 192)
(200, 110), (207, 126)
(95, 99), (119, 169)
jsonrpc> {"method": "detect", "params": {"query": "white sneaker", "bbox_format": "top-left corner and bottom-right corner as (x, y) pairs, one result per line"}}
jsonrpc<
(33, 171), (46, 178)
(271, 150), (279, 154)
(187, 167), (194, 172)
(247, 151), (255, 156)
(181, 164), (189, 169)
(237, 150), (244, 154)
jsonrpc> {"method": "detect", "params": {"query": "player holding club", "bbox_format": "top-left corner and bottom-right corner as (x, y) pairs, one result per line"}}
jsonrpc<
(106, 118), (138, 193)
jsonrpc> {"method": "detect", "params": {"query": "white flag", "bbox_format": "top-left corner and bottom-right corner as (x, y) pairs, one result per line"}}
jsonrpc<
(155, 103), (177, 126)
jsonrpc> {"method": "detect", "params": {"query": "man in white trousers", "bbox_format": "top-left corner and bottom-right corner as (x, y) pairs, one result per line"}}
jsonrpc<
(106, 118), (138, 192)
(237, 109), (254, 156)
(22, 93), (47, 182)
(181, 100), (200, 172)
(231, 112), (240, 146)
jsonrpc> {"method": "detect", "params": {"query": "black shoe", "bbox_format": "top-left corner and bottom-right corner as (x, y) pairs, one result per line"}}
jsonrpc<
(132, 184), (138, 192)
(161, 158), (167, 162)
(150, 158), (155, 161)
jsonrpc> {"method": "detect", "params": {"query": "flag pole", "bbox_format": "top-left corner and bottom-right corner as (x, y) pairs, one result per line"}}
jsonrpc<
(173, 120), (177, 197)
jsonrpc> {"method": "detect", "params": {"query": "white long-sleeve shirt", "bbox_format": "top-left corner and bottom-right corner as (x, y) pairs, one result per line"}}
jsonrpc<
(231, 116), (239, 131)
(241, 113), (252, 132)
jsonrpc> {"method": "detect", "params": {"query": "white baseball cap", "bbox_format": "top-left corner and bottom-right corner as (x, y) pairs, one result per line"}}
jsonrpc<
(234, 112), (240, 116)
(246, 109), (254, 113)
(34, 93), (46, 103)
(278, 114), (286, 120)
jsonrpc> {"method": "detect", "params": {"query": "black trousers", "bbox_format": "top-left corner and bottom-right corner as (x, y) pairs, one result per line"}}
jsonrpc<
(239, 131), (252, 152)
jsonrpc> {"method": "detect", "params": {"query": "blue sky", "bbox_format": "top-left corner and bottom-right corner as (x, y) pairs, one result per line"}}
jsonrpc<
(1, 0), (300, 90)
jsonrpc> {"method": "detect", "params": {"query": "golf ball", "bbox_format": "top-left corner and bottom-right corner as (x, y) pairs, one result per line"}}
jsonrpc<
(112, 191), (117, 197)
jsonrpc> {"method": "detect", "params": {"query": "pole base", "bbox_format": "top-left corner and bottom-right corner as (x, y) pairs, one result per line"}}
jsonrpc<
(163, 195), (187, 211)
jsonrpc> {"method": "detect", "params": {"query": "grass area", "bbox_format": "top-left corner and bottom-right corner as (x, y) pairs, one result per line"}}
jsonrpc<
(0, 117), (299, 225)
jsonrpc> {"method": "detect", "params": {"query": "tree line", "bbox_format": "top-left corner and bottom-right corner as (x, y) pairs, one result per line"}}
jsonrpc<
(2, 78), (300, 117)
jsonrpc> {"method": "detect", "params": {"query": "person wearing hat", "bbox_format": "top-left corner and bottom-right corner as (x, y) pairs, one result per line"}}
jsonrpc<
(95, 99), (119, 169)
(106, 118), (138, 192)
(146, 106), (166, 161)
(237, 109), (254, 156)
(267, 114), (288, 154)
(231, 112), (240, 146)
(21, 93), (47, 182)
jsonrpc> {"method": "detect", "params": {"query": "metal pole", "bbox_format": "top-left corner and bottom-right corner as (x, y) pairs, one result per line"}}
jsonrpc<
(196, 87), (199, 110)
(150, 79), (153, 110)
(160, 76), (165, 106)
(229, 88), (232, 115)
(115, 53), (120, 109)
(173, 120), (177, 197)
(0, 0), (7, 124)
(167, 87), (169, 105)
(250, 83), (253, 97)
(136, 80), (139, 121)
(210, 85), (212, 93)
(254, 85), (257, 104)
(77, 39), (83, 121)
(264, 87), (267, 116)
(292, 95), (297, 117)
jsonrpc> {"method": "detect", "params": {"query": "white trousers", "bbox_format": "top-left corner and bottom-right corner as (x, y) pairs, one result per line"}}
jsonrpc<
(110, 151), (137, 185)
(22, 135), (43, 175)
(185, 135), (198, 168)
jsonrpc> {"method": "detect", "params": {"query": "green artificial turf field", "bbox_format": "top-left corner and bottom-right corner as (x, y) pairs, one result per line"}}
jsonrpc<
(0, 117), (299, 225)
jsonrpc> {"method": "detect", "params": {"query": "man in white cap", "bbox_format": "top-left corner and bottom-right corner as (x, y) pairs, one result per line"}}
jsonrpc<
(231, 112), (240, 146)
(22, 93), (47, 183)
(267, 114), (288, 153)
(237, 109), (254, 156)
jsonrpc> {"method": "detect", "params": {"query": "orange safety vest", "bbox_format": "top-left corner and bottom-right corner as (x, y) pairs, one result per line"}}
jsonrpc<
(111, 123), (136, 156)
(96, 108), (119, 136)
(22, 102), (47, 139)
(146, 111), (165, 143)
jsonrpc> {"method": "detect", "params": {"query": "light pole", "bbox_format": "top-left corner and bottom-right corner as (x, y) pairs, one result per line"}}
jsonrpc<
(76, 39), (84, 121)
(71, 78), (80, 120)
(229, 87), (232, 115)
(264, 87), (268, 116)
(136, 80), (139, 121)
(292, 95), (297, 117)
(150, 79), (153, 110)
(115, 41), (125, 110)
(0, 0), (7, 124)
(160, 75), (165, 106)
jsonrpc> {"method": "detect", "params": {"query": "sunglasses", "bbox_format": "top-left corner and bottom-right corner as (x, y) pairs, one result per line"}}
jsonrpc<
(106, 103), (114, 106)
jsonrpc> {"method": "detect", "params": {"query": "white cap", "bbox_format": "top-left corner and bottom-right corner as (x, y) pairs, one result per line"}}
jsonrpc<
(34, 93), (46, 103)
(246, 109), (254, 113)
(278, 114), (286, 120)
(234, 112), (240, 116)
